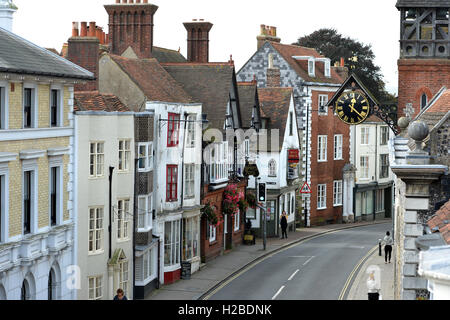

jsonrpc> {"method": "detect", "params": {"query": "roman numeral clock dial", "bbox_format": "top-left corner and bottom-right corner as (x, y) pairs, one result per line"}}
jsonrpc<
(336, 92), (370, 125)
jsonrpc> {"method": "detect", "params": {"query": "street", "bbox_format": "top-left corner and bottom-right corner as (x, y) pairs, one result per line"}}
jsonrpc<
(207, 222), (391, 300)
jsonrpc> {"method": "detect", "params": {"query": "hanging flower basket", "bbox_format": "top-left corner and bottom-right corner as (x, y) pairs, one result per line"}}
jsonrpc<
(223, 184), (240, 216)
(201, 203), (222, 227)
(246, 193), (257, 208)
(238, 198), (249, 213)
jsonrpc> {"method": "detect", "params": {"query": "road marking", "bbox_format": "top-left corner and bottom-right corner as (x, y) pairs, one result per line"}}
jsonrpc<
(338, 245), (379, 300)
(288, 269), (300, 281)
(272, 286), (285, 300)
(288, 256), (311, 258)
(303, 256), (315, 266)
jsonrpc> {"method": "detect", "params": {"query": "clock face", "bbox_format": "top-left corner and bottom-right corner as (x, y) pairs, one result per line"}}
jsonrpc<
(335, 92), (370, 125)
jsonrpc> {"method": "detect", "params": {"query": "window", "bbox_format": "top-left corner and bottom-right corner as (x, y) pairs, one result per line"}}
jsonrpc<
(186, 115), (196, 148)
(421, 93), (428, 110)
(380, 154), (389, 179)
(23, 170), (34, 234)
(289, 112), (294, 136)
(183, 216), (199, 261)
(167, 113), (180, 147)
(138, 194), (152, 231)
(23, 88), (34, 128)
(318, 135), (327, 162)
(50, 89), (60, 127)
(334, 134), (343, 160)
(184, 164), (195, 199)
(291, 195), (295, 214)
(0, 174), (5, 243)
(244, 139), (250, 157)
(319, 95), (329, 115)
(234, 209), (240, 231)
(0, 85), (6, 130)
(49, 166), (61, 226)
(317, 184), (327, 209)
(136, 248), (156, 284)
(209, 224), (216, 243)
(380, 126), (389, 145)
(166, 165), (178, 202)
(361, 127), (370, 145)
(118, 140), (131, 171)
(376, 189), (385, 212)
(88, 276), (103, 300)
(333, 180), (343, 206)
(287, 196), (291, 216)
(88, 207), (104, 253)
(118, 259), (129, 297)
(89, 142), (104, 177)
(324, 59), (331, 77)
(164, 220), (181, 266)
(268, 159), (277, 177)
(308, 58), (315, 77)
(360, 156), (369, 179)
(117, 199), (130, 240)
(138, 142), (153, 172)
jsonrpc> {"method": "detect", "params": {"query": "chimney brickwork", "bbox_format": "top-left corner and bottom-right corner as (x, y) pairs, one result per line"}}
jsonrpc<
(257, 24), (281, 50)
(183, 20), (213, 63)
(104, 0), (158, 59)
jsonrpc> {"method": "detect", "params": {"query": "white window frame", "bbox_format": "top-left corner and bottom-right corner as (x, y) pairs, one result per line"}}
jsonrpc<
(0, 82), (8, 130)
(88, 276), (103, 300)
(380, 154), (389, 179)
(333, 180), (343, 207)
(88, 207), (104, 254)
(268, 159), (277, 177)
(138, 142), (153, 172)
(89, 142), (105, 178)
(182, 216), (199, 261)
(137, 194), (152, 232)
(209, 224), (217, 243)
(318, 95), (329, 115)
(118, 139), (131, 172)
(380, 126), (389, 146)
(318, 135), (327, 162)
(135, 247), (157, 285)
(164, 219), (181, 267)
(118, 258), (129, 297)
(48, 162), (63, 227)
(308, 58), (315, 77)
(361, 127), (370, 145)
(50, 85), (63, 127)
(117, 199), (130, 241)
(234, 209), (240, 231)
(184, 164), (195, 199)
(334, 134), (343, 160)
(22, 161), (37, 235)
(186, 114), (196, 148)
(317, 184), (327, 210)
(23, 84), (37, 129)
(324, 59), (331, 78)
(360, 156), (369, 180)
(0, 167), (8, 244)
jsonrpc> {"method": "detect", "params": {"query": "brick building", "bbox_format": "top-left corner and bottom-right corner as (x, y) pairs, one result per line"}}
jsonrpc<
(237, 26), (349, 226)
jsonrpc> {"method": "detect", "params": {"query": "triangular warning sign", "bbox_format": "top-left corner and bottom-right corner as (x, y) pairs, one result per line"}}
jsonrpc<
(300, 182), (312, 194)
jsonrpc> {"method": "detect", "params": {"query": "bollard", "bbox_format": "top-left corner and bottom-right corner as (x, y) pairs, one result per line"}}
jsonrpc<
(379, 239), (382, 257)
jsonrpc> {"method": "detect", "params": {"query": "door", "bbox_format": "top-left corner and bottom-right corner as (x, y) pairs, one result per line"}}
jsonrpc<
(266, 200), (277, 238)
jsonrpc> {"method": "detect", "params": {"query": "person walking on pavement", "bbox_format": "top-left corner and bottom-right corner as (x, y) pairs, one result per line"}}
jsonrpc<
(280, 211), (288, 239)
(113, 288), (128, 300)
(382, 231), (394, 264)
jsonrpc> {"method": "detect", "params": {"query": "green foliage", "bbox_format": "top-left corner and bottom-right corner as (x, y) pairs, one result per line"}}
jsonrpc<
(293, 28), (397, 103)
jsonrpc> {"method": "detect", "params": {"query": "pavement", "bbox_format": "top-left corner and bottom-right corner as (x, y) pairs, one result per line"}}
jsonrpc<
(145, 218), (393, 300)
(346, 242), (395, 300)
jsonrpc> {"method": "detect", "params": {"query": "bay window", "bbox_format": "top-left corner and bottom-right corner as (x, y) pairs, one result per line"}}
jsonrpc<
(183, 216), (199, 261)
(164, 220), (181, 267)
(138, 142), (153, 172)
(135, 247), (157, 285)
(137, 194), (152, 231)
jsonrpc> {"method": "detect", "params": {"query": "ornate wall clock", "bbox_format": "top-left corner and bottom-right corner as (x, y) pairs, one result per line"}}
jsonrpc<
(335, 91), (371, 125)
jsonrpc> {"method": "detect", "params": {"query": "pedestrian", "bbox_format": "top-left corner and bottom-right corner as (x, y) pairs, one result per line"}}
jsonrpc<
(382, 231), (394, 264)
(113, 288), (128, 300)
(367, 271), (380, 300)
(245, 218), (252, 232)
(280, 211), (288, 239)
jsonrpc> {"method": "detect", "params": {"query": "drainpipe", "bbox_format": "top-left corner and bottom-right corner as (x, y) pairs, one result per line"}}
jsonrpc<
(109, 166), (115, 259)
(133, 158), (138, 300)
(180, 112), (188, 265)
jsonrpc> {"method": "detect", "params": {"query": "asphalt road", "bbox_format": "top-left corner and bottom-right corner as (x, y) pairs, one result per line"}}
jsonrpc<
(208, 222), (391, 300)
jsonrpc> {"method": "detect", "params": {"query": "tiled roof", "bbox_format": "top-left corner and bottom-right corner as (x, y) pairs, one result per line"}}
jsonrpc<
(162, 63), (236, 131)
(151, 46), (186, 63)
(396, 0), (450, 8)
(74, 91), (129, 112)
(110, 55), (194, 104)
(415, 87), (450, 129)
(427, 89), (450, 114)
(269, 41), (344, 85)
(0, 27), (94, 80)
(258, 87), (294, 150)
(237, 82), (258, 129)
(428, 200), (450, 245)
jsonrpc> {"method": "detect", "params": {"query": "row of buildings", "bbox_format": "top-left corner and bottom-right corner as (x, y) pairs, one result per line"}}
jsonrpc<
(0, 0), (396, 300)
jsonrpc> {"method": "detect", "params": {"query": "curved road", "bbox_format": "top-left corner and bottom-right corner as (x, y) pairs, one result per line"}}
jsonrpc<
(208, 222), (391, 300)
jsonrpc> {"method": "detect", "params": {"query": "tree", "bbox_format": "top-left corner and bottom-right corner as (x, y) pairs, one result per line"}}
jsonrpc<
(293, 28), (396, 103)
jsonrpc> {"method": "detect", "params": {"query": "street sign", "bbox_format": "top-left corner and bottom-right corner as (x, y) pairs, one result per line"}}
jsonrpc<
(300, 182), (312, 194)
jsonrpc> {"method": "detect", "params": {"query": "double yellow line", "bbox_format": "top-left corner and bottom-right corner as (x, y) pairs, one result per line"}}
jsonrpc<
(338, 245), (379, 300)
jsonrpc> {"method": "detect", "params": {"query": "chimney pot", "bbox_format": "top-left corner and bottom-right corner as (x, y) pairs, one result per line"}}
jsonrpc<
(72, 22), (79, 37)
(144, 0), (148, 3)
(89, 22), (96, 37)
(115, 0), (120, 3)
(340, 57), (345, 67)
(136, 0), (141, 3)
(80, 22), (87, 37)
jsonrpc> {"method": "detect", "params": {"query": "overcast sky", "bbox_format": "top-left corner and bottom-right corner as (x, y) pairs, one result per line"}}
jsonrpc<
(12, 0), (400, 94)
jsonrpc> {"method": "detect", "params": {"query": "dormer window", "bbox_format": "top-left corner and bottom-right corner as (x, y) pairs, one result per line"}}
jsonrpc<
(308, 58), (315, 77)
(324, 59), (331, 78)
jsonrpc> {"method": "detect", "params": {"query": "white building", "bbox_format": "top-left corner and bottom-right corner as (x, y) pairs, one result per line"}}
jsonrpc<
(74, 92), (135, 300)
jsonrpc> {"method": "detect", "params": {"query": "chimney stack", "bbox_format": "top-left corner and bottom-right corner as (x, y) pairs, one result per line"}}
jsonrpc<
(334, 57), (349, 81)
(183, 19), (213, 63)
(266, 53), (281, 87)
(104, 0), (158, 58)
(257, 24), (281, 50)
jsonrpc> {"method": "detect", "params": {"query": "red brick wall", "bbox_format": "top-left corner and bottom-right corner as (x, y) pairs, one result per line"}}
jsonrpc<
(309, 90), (349, 226)
(67, 37), (99, 91)
(398, 59), (450, 119)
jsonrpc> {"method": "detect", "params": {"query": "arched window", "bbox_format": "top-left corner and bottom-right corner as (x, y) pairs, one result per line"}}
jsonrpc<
(421, 93), (428, 110)
(268, 159), (277, 177)
(21, 280), (30, 300)
(48, 269), (56, 300)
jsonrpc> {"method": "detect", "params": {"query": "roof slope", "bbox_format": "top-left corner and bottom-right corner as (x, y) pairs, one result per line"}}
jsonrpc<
(0, 27), (94, 80)
(74, 91), (129, 112)
(237, 82), (258, 129)
(428, 200), (450, 245)
(269, 42), (343, 85)
(110, 55), (194, 104)
(163, 63), (236, 130)
(258, 87), (293, 150)
(396, 0), (450, 8)
(415, 87), (450, 129)
(152, 46), (187, 63)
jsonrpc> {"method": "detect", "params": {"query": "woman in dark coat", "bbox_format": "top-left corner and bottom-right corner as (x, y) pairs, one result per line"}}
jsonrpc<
(280, 211), (288, 239)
